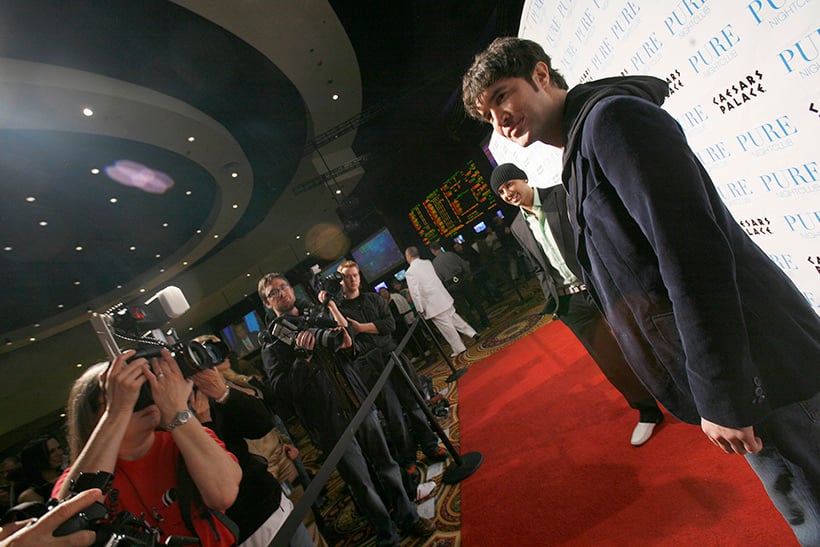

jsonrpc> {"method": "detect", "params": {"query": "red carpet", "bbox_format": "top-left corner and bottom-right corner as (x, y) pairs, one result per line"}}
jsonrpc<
(459, 320), (796, 546)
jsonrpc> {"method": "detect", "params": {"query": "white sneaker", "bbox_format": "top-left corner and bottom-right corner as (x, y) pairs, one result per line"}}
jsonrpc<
(630, 421), (657, 446)
(416, 480), (437, 502)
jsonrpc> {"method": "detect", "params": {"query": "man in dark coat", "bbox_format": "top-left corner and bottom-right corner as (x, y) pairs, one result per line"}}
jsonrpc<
(462, 37), (820, 544)
(489, 162), (663, 446)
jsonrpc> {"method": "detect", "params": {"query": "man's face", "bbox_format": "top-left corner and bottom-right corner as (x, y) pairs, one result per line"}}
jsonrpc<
(263, 278), (296, 315)
(340, 266), (360, 294)
(475, 63), (559, 148)
(497, 178), (534, 208)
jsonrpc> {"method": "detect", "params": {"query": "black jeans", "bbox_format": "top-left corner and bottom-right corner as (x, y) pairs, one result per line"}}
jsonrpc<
(558, 292), (662, 421)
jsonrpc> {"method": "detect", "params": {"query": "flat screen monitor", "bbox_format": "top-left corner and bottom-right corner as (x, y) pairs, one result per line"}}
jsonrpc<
(496, 209), (504, 219)
(453, 234), (465, 244)
(473, 221), (487, 233)
(220, 309), (264, 358)
(393, 269), (407, 281)
(373, 281), (388, 293)
(350, 228), (405, 282)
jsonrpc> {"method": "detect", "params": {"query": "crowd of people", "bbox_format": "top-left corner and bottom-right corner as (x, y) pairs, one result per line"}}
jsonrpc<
(1, 33), (817, 547)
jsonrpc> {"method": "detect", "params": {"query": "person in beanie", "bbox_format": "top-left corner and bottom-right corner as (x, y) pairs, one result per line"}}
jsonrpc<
(490, 162), (664, 446)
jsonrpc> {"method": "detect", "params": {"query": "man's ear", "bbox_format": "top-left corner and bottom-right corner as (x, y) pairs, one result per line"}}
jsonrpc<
(532, 61), (551, 91)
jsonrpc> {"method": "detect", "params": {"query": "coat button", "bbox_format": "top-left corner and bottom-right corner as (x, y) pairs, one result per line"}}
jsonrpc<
(753, 377), (763, 386)
(754, 387), (764, 396)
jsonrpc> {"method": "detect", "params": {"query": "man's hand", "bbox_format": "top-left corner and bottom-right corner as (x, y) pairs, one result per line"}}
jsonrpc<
(294, 331), (316, 361)
(347, 318), (363, 334)
(283, 444), (299, 460)
(338, 327), (353, 349)
(191, 368), (228, 400)
(701, 418), (763, 455)
(0, 488), (102, 546)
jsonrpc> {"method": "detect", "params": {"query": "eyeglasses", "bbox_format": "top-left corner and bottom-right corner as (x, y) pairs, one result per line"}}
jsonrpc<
(265, 284), (290, 300)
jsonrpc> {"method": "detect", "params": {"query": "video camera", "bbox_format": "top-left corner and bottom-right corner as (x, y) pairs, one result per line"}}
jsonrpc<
(260, 302), (345, 357)
(90, 286), (227, 410)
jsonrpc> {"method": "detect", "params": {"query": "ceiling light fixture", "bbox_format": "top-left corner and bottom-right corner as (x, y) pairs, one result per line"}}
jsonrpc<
(58, 304), (64, 308)
(332, 94), (339, 100)
(155, 254), (161, 259)
(187, 136), (195, 142)
(213, 234), (219, 239)
(25, 196), (35, 202)
(76, 363), (83, 368)
(162, 222), (168, 227)
(183, 261), (188, 266)
(139, 288), (146, 293)
(29, 337), (36, 342)
(39, 221), (48, 227)
(91, 168), (100, 175)
(75, 246), (83, 251)
(129, 246), (136, 251)
(109, 198), (117, 203)
(186, 190), (192, 196)
(3, 246), (11, 252)
(296, 235), (301, 240)
(231, 172), (238, 178)
(73, 281), (80, 285)
(82, 107), (93, 117)
(335, 189), (342, 194)
(232, 203), (238, 209)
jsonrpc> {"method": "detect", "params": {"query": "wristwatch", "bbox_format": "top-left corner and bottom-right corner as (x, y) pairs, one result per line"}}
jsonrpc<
(166, 409), (194, 432)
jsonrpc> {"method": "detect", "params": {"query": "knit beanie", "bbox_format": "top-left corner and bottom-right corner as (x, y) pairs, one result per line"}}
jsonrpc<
(489, 163), (528, 195)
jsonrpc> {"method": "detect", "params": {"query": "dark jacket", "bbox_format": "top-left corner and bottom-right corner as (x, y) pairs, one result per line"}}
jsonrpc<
(510, 185), (581, 311)
(561, 76), (820, 427)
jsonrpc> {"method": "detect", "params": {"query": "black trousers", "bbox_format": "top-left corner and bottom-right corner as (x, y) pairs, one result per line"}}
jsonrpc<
(557, 292), (662, 422)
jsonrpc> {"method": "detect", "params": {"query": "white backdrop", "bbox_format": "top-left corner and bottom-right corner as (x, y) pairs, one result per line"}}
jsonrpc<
(488, 0), (820, 312)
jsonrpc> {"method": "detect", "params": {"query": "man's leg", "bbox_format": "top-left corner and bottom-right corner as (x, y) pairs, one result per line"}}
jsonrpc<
(461, 280), (490, 327)
(450, 309), (478, 339)
(356, 413), (423, 531)
(745, 390), (820, 545)
(430, 312), (467, 355)
(337, 437), (400, 547)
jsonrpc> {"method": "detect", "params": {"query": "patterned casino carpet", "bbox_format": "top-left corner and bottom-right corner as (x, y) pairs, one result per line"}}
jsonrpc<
(287, 277), (550, 547)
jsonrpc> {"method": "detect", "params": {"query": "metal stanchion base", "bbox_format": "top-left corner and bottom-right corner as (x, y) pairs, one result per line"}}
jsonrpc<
(446, 367), (468, 383)
(442, 451), (483, 484)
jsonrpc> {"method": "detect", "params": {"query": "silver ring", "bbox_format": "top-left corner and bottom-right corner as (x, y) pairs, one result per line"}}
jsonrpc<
(157, 372), (165, 378)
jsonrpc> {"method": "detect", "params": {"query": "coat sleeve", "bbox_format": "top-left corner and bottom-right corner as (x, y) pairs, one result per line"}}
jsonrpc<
(583, 96), (757, 426)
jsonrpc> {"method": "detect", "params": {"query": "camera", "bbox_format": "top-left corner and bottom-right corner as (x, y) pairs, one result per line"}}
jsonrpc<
(90, 286), (227, 411)
(261, 303), (345, 356)
(50, 471), (185, 547)
(316, 271), (344, 302)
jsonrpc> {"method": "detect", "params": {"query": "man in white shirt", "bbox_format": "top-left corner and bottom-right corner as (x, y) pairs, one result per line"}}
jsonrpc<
(404, 246), (478, 357)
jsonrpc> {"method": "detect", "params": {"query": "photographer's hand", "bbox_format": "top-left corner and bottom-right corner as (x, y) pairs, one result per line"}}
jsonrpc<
(320, 295), (348, 328)
(191, 369), (229, 401)
(102, 350), (150, 417)
(294, 331), (316, 361)
(0, 489), (102, 547)
(144, 349), (193, 428)
(337, 326), (353, 349)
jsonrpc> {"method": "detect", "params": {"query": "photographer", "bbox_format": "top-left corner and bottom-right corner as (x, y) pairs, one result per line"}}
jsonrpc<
(323, 261), (447, 470)
(55, 349), (241, 547)
(188, 335), (315, 547)
(257, 273), (435, 547)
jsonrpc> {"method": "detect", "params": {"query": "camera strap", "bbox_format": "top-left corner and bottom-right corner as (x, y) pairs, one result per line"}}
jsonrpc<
(177, 455), (239, 545)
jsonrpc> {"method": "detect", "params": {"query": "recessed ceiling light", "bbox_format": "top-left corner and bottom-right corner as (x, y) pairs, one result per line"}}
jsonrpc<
(186, 190), (192, 196)
(183, 261), (188, 266)
(332, 94), (339, 100)
(5, 340), (12, 346)
(3, 246), (11, 252)
(25, 196), (35, 202)
(109, 198), (118, 204)
(75, 245), (83, 251)
(162, 222), (168, 227)
(187, 136), (195, 142)
(160, 268), (165, 273)
(29, 337), (36, 342)
(34, 323), (40, 328)
(82, 107), (93, 117)
(91, 168), (100, 175)
(129, 246), (136, 251)
(139, 288), (146, 293)
(196, 229), (202, 234)
(74, 280), (80, 285)
(39, 221), (48, 227)
(335, 189), (342, 194)
(296, 235), (301, 240)
(188, 327), (193, 331)
(155, 254), (161, 258)
(213, 234), (219, 239)
(231, 172), (238, 178)
(57, 304), (64, 308)
(76, 363), (83, 368)
(306, 251), (311, 256)
(246, 273), (251, 277)
(232, 203), (238, 209)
